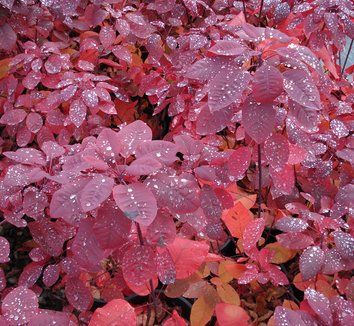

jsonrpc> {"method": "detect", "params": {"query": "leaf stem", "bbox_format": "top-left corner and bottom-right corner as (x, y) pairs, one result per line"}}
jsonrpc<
(257, 144), (262, 218)
(259, 0), (264, 26)
(341, 39), (353, 74)
(242, 1), (247, 23)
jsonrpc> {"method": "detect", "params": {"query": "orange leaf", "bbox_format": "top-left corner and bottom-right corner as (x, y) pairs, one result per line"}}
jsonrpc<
(0, 58), (11, 80)
(265, 242), (297, 264)
(163, 310), (187, 326)
(167, 238), (209, 279)
(219, 261), (246, 282)
(222, 202), (253, 239)
(190, 287), (220, 326)
(215, 303), (250, 326)
(217, 283), (240, 305)
(226, 184), (257, 209)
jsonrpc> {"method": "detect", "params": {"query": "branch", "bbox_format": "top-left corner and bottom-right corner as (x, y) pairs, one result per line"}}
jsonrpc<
(341, 39), (353, 75)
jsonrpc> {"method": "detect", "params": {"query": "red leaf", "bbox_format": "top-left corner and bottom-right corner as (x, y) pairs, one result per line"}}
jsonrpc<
(167, 237), (209, 279)
(270, 164), (294, 194)
(72, 219), (105, 272)
(113, 183), (157, 226)
(112, 45), (132, 63)
(89, 299), (136, 326)
(122, 245), (156, 287)
(93, 199), (132, 249)
(28, 310), (74, 326)
(242, 99), (276, 144)
(2, 286), (39, 324)
(155, 248), (176, 285)
(215, 303), (250, 326)
(253, 64), (283, 103)
(264, 134), (289, 170)
(299, 246), (325, 280)
(283, 69), (321, 110)
(65, 277), (93, 312)
(163, 310), (187, 326)
(23, 70), (42, 90)
(243, 217), (265, 254)
(208, 68), (250, 111)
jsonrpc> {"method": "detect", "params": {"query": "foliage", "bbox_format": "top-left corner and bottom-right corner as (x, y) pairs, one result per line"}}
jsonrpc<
(0, 0), (353, 325)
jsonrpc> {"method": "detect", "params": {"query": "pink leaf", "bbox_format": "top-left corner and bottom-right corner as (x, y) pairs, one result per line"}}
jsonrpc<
(41, 141), (65, 159)
(0, 236), (10, 263)
(2, 286), (39, 324)
(49, 179), (89, 223)
(242, 99), (276, 144)
(186, 57), (231, 81)
(200, 185), (222, 222)
(274, 307), (311, 326)
(275, 217), (308, 233)
(305, 288), (332, 325)
(208, 40), (247, 56)
(0, 109), (27, 125)
(227, 146), (252, 180)
(167, 237), (209, 279)
(113, 183), (157, 226)
(96, 128), (122, 159)
(146, 171), (200, 214)
(0, 23), (16, 50)
(43, 264), (60, 287)
(0, 267), (5, 291)
(4, 164), (45, 187)
(23, 70), (42, 90)
(283, 69), (321, 110)
(122, 245), (156, 287)
(333, 231), (354, 260)
(80, 174), (114, 212)
(18, 262), (43, 288)
(135, 140), (178, 165)
(125, 156), (162, 176)
(276, 232), (314, 250)
(69, 99), (87, 128)
(288, 100), (319, 133)
(243, 218), (265, 254)
(208, 68), (250, 111)
(65, 277), (93, 312)
(299, 246), (325, 280)
(28, 310), (74, 326)
(117, 120), (152, 157)
(99, 25), (116, 48)
(146, 211), (176, 247)
(270, 164), (294, 194)
(26, 112), (43, 133)
(253, 64), (283, 103)
(81, 89), (99, 108)
(3, 148), (46, 166)
(89, 299), (136, 326)
(112, 45), (132, 63)
(264, 134), (289, 170)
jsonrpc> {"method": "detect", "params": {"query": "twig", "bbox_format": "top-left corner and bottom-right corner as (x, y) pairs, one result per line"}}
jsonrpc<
(341, 39), (353, 74)
(257, 144), (262, 219)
